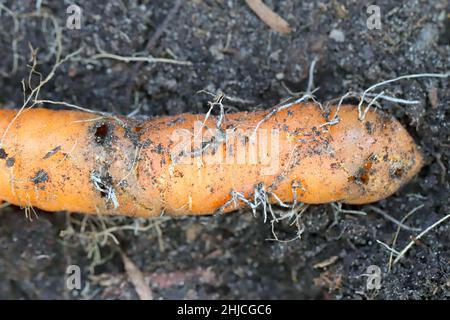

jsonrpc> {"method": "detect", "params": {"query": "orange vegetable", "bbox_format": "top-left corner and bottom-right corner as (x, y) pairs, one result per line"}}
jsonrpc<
(0, 102), (423, 217)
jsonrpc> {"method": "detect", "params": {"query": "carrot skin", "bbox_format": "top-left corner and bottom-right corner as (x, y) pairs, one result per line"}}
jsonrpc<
(0, 103), (423, 217)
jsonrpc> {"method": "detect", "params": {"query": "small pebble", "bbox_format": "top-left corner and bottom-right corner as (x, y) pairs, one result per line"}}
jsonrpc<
(414, 23), (439, 51)
(329, 29), (345, 42)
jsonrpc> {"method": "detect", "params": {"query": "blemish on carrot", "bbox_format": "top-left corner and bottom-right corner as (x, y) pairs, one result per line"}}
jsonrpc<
(31, 169), (49, 185)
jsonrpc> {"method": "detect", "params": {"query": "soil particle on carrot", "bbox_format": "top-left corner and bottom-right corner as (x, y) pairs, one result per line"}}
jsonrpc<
(365, 121), (374, 134)
(31, 169), (49, 185)
(6, 157), (15, 168)
(154, 143), (164, 154)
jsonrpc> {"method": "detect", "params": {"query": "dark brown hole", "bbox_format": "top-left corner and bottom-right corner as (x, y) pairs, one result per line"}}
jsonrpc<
(0, 148), (7, 159)
(360, 172), (370, 184)
(394, 168), (404, 178)
(94, 124), (109, 145)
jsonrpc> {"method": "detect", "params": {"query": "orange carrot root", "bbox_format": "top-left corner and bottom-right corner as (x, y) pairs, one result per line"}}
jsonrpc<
(0, 103), (423, 217)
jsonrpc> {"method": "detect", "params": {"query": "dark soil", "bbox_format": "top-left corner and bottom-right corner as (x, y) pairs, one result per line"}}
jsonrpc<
(0, 0), (449, 299)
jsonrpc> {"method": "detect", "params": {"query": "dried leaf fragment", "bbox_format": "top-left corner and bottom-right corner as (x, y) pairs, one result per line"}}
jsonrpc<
(121, 251), (153, 300)
(245, 0), (292, 34)
(313, 256), (339, 269)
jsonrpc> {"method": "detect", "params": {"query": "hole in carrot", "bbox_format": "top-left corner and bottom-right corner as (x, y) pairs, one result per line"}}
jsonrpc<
(133, 126), (143, 133)
(349, 162), (372, 185)
(94, 123), (110, 145)
(394, 168), (404, 178)
(0, 148), (8, 159)
(359, 171), (370, 185)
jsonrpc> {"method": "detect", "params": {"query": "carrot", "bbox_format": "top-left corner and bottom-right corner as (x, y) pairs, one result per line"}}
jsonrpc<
(0, 102), (423, 217)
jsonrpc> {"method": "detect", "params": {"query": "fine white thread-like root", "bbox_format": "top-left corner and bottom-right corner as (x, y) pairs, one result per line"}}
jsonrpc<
(357, 72), (450, 120)
(393, 213), (450, 264)
(387, 204), (424, 271)
(91, 52), (192, 66)
(218, 181), (308, 242)
(90, 171), (119, 209)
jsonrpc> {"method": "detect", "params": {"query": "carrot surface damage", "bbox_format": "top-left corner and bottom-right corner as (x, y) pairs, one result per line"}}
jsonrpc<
(0, 103), (423, 217)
